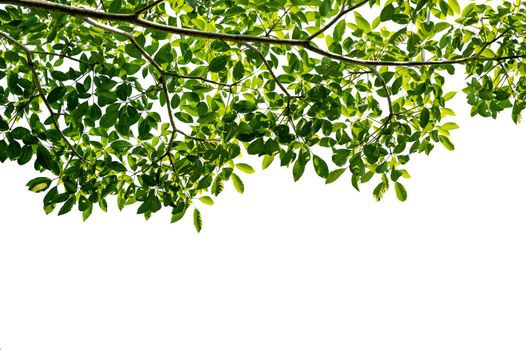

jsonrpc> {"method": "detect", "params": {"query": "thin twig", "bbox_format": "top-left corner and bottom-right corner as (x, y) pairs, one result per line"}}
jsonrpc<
(134, 0), (164, 17)
(308, 0), (369, 40)
(0, 30), (85, 162)
(85, 18), (219, 150)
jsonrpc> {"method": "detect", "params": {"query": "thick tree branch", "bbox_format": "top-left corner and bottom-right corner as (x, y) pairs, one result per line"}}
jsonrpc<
(0, 30), (85, 162)
(3, 0), (525, 68)
(1, 0), (307, 45)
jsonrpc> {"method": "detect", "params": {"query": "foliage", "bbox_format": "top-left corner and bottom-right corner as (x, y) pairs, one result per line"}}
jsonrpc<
(0, 0), (525, 230)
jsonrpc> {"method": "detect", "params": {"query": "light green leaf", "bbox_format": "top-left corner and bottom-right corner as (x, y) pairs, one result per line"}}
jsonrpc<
(326, 168), (346, 184)
(262, 155), (274, 169)
(354, 12), (371, 33)
(448, 0), (460, 14)
(395, 182), (407, 201)
(198, 196), (214, 205)
(193, 208), (202, 232)
(439, 136), (455, 151)
(231, 173), (244, 194)
(236, 163), (255, 174)
(313, 155), (329, 179)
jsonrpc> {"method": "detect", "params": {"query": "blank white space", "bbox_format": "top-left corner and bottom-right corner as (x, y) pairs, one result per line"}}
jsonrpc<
(1, 83), (526, 349)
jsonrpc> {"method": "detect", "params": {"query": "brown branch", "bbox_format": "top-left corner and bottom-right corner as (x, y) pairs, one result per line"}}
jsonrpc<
(0, 30), (85, 162)
(242, 43), (290, 98)
(307, 0), (369, 40)
(164, 71), (232, 87)
(134, 0), (164, 17)
(264, 6), (291, 37)
(32, 50), (91, 64)
(4, 0), (525, 68)
(370, 67), (394, 118)
(3, 0), (307, 46)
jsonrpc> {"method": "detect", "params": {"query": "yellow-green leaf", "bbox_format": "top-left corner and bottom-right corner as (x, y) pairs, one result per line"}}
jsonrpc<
(231, 173), (244, 194)
(198, 196), (214, 205)
(236, 163), (255, 174)
(193, 208), (202, 232)
(354, 12), (371, 33)
(395, 182), (408, 201)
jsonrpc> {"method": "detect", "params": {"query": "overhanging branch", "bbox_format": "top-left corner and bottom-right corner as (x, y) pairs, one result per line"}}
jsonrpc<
(2, 0), (525, 68)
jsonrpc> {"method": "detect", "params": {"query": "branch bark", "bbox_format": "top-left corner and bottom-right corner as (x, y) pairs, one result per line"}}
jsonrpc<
(2, 0), (524, 68)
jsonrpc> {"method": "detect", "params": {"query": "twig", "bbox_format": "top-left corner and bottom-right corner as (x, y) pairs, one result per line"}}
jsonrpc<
(0, 30), (85, 162)
(134, 0), (164, 17)
(85, 18), (219, 150)
(308, 0), (369, 40)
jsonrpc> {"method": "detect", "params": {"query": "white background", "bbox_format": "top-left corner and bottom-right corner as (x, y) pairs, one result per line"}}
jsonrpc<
(1, 86), (526, 348)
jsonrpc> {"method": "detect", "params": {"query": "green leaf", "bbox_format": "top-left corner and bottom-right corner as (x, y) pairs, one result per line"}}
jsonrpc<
(262, 155), (274, 169)
(319, 0), (332, 17)
(380, 4), (395, 21)
(233, 61), (244, 80)
(441, 122), (459, 130)
(395, 182), (408, 201)
(209, 56), (230, 72)
(448, 0), (460, 14)
(17, 145), (33, 165)
(236, 163), (255, 174)
(313, 155), (329, 179)
(0, 118), (8, 131)
(137, 192), (162, 214)
(36, 145), (59, 174)
(439, 136), (455, 151)
(326, 168), (346, 184)
(100, 110), (118, 128)
(110, 140), (132, 153)
(247, 138), (264, 155)
(231, 173), (244, 194)
(420, 108), (430, 128)
(198, 196), (214, 205)
(26, 177), (52, 193)
(373, 181), (388, 202)
(293, 158), (306, 182)
(58, 196), (75, 216)
(82, 205), (93, 222)
(47, 86), (67, 105)
(171, 202), (187, 223)
(354, 12), (371, 33)
(193, 208), (202, 232)
(154, 43), (173, 64)
(333, 20), (346, 42)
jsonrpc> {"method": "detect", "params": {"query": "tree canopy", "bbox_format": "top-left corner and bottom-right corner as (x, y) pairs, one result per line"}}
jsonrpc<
(0, 0), (524, 231)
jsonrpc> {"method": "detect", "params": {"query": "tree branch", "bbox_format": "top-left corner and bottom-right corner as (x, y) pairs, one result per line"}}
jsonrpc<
(4, 0), (525, 69)
(133, 0), (164, 17)
(85, 18), (217, 146)
(32, 50), (91, 64)
(0, 30), (85, 162)
(370, 67), (394, 118)
(307, 0), (369, 40)
(242, 43), (290, 98)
